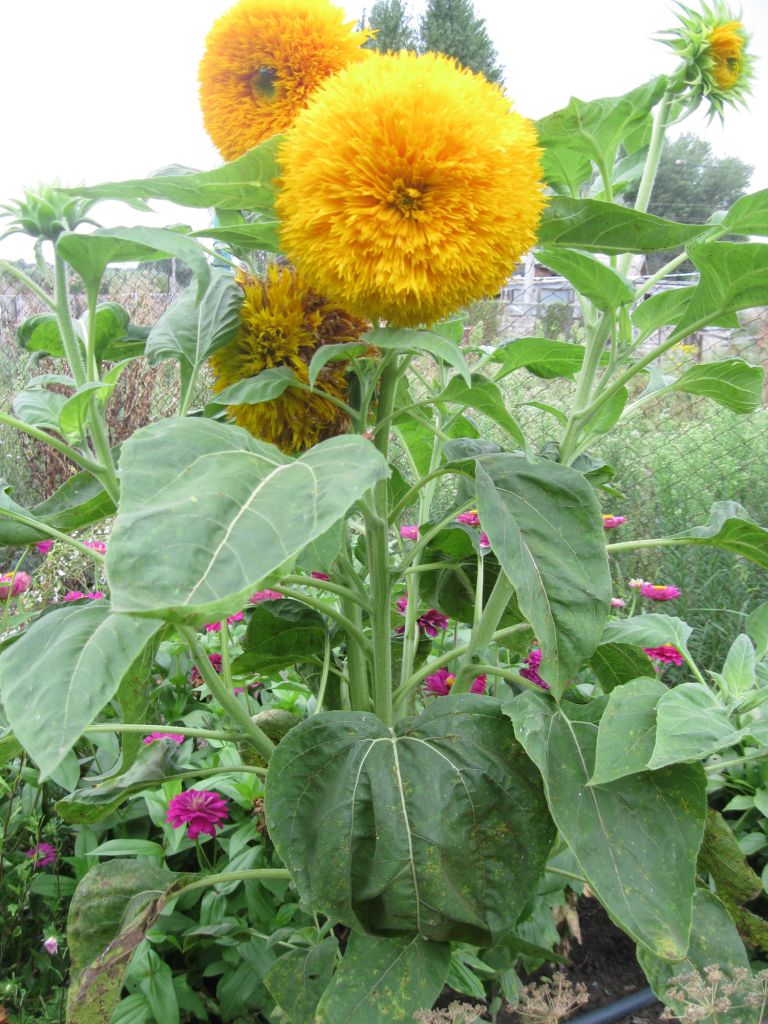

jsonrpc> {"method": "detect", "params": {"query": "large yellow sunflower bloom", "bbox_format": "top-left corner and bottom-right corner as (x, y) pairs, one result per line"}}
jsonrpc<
(707, 21), (744, 90)
(199, 0), (372, 161)
(276, 51), (546, 329)
(210, 264), (367, 453)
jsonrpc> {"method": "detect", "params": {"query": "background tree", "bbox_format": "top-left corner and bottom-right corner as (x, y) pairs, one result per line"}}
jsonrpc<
(627, 133), (753, 272)
(419, 0), (504, 84)
(359, 1), (418, 53)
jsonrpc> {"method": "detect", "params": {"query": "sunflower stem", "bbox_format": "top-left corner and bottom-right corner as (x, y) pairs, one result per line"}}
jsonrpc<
(340, 588), (371, 711)
(453, 572), (516, 693)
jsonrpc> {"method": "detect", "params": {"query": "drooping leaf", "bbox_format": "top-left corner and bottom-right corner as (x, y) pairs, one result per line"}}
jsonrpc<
(206, 366), (297, 408)
(265, 695), (555, 944)
(746, 603), (768, 659)
(25, 463), (115, 536)
(233, 599), (327, 675)
(265, 938), (338, 1024)
(145, 271), (243, 401)
(536, 247), (633, 311)
(191, 220), (281, 252)
(491, 338), (585, 380)
(600, 614), (694, 662)
(476, 456), (611, 694)
(506, 691), (706, 959)
(66, 859), (177, 1024)
(538, 197), (709, 255)
(365, 326), (471, 385)
(13, 382), (67, 432)
(588, 643), (655, 693)
(315, 932), (450, 1024)
(308, 342), (369, 389)
(16, 306), (134, 362)
(679, 241), (768, 335)
(590, 677), (666, 784)
(671, 358), (764, 414)
(395, 414), (479, 481)
(435, 374), (526, 449)
(107, 419), (389, 622)
(0, 604), (163, 778)
(57, 227), (211, 300)
(721, 188), (768, 237)
(113, 631), (164, 776)
(637, 890), (754, 1024)
(0, 480), (48, 545)
(666, 501), (768, 570)
(631, 287), (739, 338)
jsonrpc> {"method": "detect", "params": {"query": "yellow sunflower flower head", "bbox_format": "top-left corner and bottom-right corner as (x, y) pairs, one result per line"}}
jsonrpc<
(276, 51), (546, 329)
(660, 1), (755, 118)
(210, 264), (367, 453)
(199, 0), (373, 161)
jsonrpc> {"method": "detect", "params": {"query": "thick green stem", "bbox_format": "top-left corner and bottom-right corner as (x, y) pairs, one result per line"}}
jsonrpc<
(274, 585), (371, 651)
(53, 250), (86, 386)
(170, 868), (291, 901)
(85, 723), (246, 742)
(279, 574), (370, 611)
(341, 592), (370, 711)
(179, 626), (275, 763)
(453, 572), (516, 692)
(83, 287), (121, 503)
(312, 635), (332, 715)
(0, 260), (56, 310)
(559, 313), (613, 465)
(605, 537), (681, 553)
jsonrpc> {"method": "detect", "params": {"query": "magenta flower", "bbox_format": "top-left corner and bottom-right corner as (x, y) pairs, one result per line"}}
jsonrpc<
(395, 596), (408, 614)
(62, 591), (85, 602)
(479, 532), (491, 549)
(610, 598), (626, 609)
(203, 611), (244, 632)
(86, 591), (105, 600)
(520, 648), (550, 691)
(25, 843), (57, 867)
(84, 540), (107, 554)
(395, 596), (449, 637)
(166, 789), (230, 839)
(190, 652), (223, 686)
(456, 510), (480, 527)
(311, 571), (330, 581)
(0, 571), (31, 600)
(643, 644), (684, 666)
(602, 514), (626, 529)
(424, 667), (487, 695)
(42, 937), (59, 955)
(36, 540), (54, 555)
(143, 732), (186, 745)
(400, 524), (419, 541)
(249, 590), (283, 604)
(233, 680), (262, 695)
(640, 583), (681, 602)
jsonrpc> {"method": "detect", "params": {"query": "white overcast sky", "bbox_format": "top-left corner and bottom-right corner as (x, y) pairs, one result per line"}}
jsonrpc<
(1, 0), (766, 260)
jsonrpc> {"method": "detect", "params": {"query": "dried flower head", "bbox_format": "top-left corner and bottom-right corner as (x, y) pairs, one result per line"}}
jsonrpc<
(663, 965), (768, 1024)
(413, 1002), (486, 1024)
(515, 971), (590, 1024)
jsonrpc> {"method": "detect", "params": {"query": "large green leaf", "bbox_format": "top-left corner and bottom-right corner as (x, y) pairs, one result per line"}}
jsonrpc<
(395, 414), (479, 481)
(679, 241), (768, 334)
(591, 677), (666, 784)
(506, 691), (706, 959)
(721, 188), (768, 236)
(207, 366), (297, 408)
(637, 890), (755, 1024)
(265, 938), (338, 1024)
(435, 374), (526, 449)
(0, 480), (48, 545)
(746, 602), (768, 659)
(107, 419), (389, 622)
(491, 338), (585, 380)
(13, 381), (67, 432)
(59, 137), (280, 210)
(476, 456), (611, 694)
(588, 643), (655, 693)
(631, 287), (739, 338)
(672, 358), (764, 413)
(18, 303), (133, 363)
(265, 695), (555, 944)
(600, 614), (694, 662)
(67, 859), (177, 1024)
(315, 932), (450, 1024)
(366, 327), (471, 385)
(145, 271), (243, 400)
(57, 227), (211, 300)
(192, 220), (281, 252)
(0, 604), (162, 779)
(232, 598), (327, 675)
(536, 247), (633, 311)
(666, 501), (768, 570)
(538, 197), (708, 255)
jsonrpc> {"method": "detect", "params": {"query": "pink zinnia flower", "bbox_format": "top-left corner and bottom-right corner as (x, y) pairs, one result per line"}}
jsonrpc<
(36, 540), (54, 555)
(643, 644), (684, 666)
(62, 591), (85, 602)
(0, 571), (31, 600)
(143, 732), (186, 745)
(640, 583), (681, 602)
(203, 611), (244, 632)
(190, 652), (223, 686)
(249, 590), (283, 604)
(84, 540), (107, 554)
(25, 842), (57, 867)
(456, 510), (480, 527)
(166, 789), (229, 840)
(311, 571), (330, 581)
(479, 532), (491, 549)
(42, 937), (59, 955)
(602, 514), (626, 529)
(86, 591), (105, 600)
(395, 596), (408, 614)
(520, 648), (550, 691)
(424, 667), (487, 696)
(610, 598), (626, 609)
(395, 596), (449, 638)
(399, 525), (419, 541)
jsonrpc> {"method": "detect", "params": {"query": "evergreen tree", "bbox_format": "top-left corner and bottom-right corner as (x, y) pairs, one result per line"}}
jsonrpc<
(360, 1), (418, 53)
(419, 0), (504, 84)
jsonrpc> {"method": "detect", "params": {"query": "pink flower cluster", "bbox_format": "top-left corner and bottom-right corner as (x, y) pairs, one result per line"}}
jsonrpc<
(84, 540), (107, 554)
(190, 652), (223, 686)
(424, 667), (487, 696)
(455, 510), (490, 548)
(0, 571), (31, 601)
(36, 540), (54, 555)
(519, 648), (550, 691)
(249, 590), (283, 604)
(643, 644), (684, 666)
(25, 842), (57, 867)
(166, 789), (229, 839)
(602, 514), (626, 529)
(395, 596), (449, 638)
(62, 590), (105, 602)
(203, 611), (244, 632)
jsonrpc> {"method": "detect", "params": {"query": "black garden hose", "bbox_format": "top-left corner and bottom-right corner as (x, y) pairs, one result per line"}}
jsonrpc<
(566, 987), (659, 1024)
